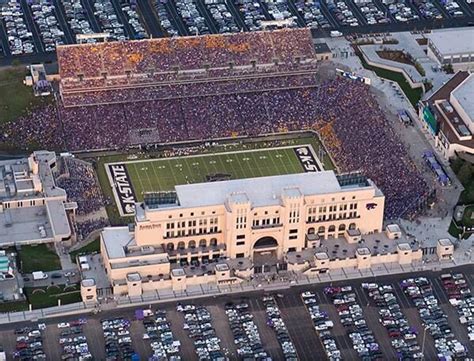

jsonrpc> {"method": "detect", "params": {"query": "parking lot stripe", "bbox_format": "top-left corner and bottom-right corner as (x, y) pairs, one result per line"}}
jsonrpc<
(394, 281), (413, 308)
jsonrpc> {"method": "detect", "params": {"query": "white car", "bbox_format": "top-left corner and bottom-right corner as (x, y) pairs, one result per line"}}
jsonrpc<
(57, 322), (70, 328)
(301, 291), (316, 298)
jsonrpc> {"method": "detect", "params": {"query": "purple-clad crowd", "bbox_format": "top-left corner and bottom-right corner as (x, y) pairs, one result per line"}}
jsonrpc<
(1, 78), (430, 219)
(55, 157), (105, 215)
(75, 218), (109, 242)
(57, 28), (315, 79)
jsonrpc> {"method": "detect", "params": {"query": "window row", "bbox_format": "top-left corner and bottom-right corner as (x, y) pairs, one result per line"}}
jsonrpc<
(165, 238), (218, 251)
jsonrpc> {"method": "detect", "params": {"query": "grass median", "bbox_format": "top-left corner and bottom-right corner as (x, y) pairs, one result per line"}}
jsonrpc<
(19, 244), (61, 273)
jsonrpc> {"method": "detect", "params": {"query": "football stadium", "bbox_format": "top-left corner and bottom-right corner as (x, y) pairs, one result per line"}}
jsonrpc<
(1, 28), (434, 221)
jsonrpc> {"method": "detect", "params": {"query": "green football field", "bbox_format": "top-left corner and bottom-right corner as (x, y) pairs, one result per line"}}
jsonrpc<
(120, 146), (317, 201)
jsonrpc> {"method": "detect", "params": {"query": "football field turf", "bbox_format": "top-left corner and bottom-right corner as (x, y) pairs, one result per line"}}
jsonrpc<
(118, 146), (318, 201)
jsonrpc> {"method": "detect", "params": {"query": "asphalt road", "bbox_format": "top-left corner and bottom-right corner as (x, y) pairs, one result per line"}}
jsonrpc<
(0, 264), (472, 360)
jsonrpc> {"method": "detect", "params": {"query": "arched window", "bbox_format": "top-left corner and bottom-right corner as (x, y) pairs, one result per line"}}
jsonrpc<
(199, 239), (207, 248)
(166, 242), (174, 251)
(188, 240), (196, 249)
(349, 223), (356, 230)
(328, 225), (336, 233)
(209, 238), (217, 247)
(317, 226), (325, 234)
(338, 224), (346, 232)
(177, 241), (185, 250)
(308, 227), (315, 234)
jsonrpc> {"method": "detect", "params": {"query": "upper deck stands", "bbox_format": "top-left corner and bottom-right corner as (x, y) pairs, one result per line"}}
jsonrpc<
(57, 28), (316, 81)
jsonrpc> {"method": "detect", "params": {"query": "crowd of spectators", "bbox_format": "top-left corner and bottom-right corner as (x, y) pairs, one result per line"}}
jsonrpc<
(1, 77), (430, 219)
(55, 157), (105, 215)
(57, 28), (314, 78)
(75, 218), (109, 241)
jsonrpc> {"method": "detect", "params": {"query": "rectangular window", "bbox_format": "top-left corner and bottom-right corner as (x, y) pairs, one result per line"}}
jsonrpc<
(289, 229), (298, 234)
(289, 235), (298, 240)
(236, 241), (245, 246)
(236, 253), (245, 258)
(237, 235), (245, 240)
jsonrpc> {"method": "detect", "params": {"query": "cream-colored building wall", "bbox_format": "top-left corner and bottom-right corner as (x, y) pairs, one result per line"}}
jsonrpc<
(108, 262), (170, 281)
(133, 187), (384, 261)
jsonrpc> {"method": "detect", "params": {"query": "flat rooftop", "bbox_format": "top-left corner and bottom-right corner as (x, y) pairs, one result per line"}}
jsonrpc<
(452, 74), (474, 126)
(143, 171), (379, 211)
(101, 227), (134, 259)
(427, 28), (474, 56)
(287, 230), (419, 265)
(0, 206), (54, 245)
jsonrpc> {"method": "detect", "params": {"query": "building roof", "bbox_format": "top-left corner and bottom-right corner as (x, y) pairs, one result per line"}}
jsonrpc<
(101, 227), (133, 259)
(46, 199), (71, 238)
(426, 71), (469, 104)
(452, 74), (474, 124)
(427, 28), (474, 56)
(313, 42), (331, 54)
(164, 171), (378, 209)
(0, 206), (53, 245)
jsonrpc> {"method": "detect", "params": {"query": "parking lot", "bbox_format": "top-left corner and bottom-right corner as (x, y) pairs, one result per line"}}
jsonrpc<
(0, 0), (473, 61)
(0, 265), (472, 360)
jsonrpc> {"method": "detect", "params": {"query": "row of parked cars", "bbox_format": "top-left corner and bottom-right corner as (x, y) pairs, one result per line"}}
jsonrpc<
(56, 319), (91, 360)
(60, 0), (95, 42)
(153, 0), (178, 36)
(440, 272), (474, 342)
(206, 1), (240, 34)
(442, 0), (465, 17)
(355, 0), (391, 24)
(413, 0), (443, 19)
(327, 0), (360, 27)
(363, 282), (423, 359)
(179, 303), (225, 360)
(1, 1), (34, 55)
(387, 0), (419, 22)
(301, 291), (341, 360)
(92, 0), (127, 41)
(120, 3), (147, 39)
(13, 324), (46, 360)
(235, 0), (267, 31)
(225, 302), (270, 360)
(29, 0), (65, 52)
(101, 317), (137, 360)
(141, 308), (180, 359)
(295, 0), (332, 29)
(325, 285), (382, 360)
(175, 0), (210, 35)
(400, 277), (468, 359)
(262, 295), (297, 360)
(265, 1), (298, 27)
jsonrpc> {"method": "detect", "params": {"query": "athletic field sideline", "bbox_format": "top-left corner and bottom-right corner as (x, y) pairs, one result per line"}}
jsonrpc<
(107, 145), (323, 202)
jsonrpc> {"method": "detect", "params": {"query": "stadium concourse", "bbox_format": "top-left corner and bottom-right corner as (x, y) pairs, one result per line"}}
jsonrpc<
(0, 28), (432, 219)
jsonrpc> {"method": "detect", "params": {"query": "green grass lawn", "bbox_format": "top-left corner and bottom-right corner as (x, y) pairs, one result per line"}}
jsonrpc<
(19, 244), (61, 273)
(25, 285), (82, 309)
(70, 238), (100, 263)
(0, 67), (51, 125)
(0, 301), (29, 313)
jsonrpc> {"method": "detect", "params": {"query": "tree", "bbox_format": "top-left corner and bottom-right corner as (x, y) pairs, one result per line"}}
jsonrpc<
(457, 162), (474, 186)
(450, 157), (465, 174)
